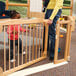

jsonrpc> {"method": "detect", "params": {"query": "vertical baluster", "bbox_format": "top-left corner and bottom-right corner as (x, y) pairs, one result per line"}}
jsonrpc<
(54, 22), (60, 63)
(29, 24), (31, 61)
(4, 26), (6, 71)
(6, 0), (8, 9)
(18, 25), (20, 66)
(43, 23), (48, 57)
(32, 25), (35, 60)
(22, 25), (24, 64)
(13, 25), (15, 68)
(41, 24), (44, 56)
(67, 25), (72, 58)
(64, 23), (70, 60)
(9, 26), (10, 70)
(25, 26), (27, 63)
(35, 24), (38, 59)
(38, 24), (41, 57)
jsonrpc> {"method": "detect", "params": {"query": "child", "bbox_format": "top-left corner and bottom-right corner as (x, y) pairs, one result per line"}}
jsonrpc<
(7, 10), (26, 62)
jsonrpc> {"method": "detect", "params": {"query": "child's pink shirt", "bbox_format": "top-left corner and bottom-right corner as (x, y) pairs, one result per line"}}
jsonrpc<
(7, 25), (26, 40)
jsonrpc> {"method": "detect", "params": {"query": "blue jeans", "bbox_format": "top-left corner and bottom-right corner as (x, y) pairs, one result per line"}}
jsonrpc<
(44, 9), (62, 58)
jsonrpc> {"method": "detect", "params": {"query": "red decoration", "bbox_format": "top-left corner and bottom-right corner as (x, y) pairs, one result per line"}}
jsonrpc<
(2, 14), (6, 16)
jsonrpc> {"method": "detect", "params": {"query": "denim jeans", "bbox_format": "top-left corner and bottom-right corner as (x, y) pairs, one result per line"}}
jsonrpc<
(43, 9), (62, 58)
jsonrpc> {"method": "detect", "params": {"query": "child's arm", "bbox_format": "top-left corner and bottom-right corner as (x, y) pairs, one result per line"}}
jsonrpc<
(20, 26), (26, 32)
(7, 25), (18, 35)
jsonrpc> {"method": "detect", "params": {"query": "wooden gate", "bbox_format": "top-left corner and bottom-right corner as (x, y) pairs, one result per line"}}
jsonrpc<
(0, 19), (48, 76)
(0, 18), (73, 76)
(54, 17), (72, 64)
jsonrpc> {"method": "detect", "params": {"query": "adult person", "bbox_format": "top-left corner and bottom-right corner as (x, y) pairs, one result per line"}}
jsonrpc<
(43, 0), (63, 60)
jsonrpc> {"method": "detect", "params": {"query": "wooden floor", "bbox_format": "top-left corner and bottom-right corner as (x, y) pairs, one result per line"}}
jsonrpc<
(26, 25), (76, 76)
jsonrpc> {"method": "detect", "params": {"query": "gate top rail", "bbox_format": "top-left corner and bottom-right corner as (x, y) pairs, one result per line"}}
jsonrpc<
(0, 19), (45, 25)
(0, 18), (71, 26)
(58, 20), (71, 25)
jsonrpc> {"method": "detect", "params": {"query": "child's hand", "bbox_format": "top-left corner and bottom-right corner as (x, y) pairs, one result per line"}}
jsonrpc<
(15, 31), (18, 34)
(26, 29), (29, 32)
(24, 29), (29, 32)
(12, 31), (18, 34)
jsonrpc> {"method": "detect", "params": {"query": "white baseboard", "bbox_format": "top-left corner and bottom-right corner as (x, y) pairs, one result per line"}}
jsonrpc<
(8, 62), (68, 76)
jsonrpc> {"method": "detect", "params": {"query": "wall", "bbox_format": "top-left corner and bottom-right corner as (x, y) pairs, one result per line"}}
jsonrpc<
(73, 0), (76, 16)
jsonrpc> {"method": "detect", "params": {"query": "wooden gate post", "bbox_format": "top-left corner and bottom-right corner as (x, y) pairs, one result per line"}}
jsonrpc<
(6, 0), (9, 10)
(67, 25), (72, 61)
(43, 23), (48, 57)
(64, 22), (70, 61)
(27, 0), (30, 17)
(70, 0), (73, 16)
(68, 16), (75, 32)
(54, 21), (60, 64)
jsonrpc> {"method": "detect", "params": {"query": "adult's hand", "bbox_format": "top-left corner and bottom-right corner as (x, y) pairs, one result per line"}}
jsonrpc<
(47, 19), (53, 25)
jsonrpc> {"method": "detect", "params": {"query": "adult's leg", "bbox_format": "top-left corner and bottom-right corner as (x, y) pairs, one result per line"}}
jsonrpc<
(49, 9), (62, 59)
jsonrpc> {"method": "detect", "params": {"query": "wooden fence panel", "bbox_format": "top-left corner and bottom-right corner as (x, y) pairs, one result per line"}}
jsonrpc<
(0, 19), (48, 76)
